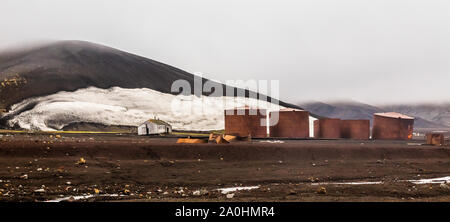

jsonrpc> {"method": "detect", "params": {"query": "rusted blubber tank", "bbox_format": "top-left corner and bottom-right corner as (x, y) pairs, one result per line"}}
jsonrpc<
(269, 109), (310, 138)
(224, 107), (267, 138)
(372, 112), (414, 140)
(340, 120), (370, 139)
(314, 118), (341, 139)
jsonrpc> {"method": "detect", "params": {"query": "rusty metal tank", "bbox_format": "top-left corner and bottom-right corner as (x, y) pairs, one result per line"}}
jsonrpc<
(224, 107), (267, 138)
(269, 109), (310, 138)
(314, 118), (341, 139)
(340, 119), (370, 139)
(372, 112), (414, 140)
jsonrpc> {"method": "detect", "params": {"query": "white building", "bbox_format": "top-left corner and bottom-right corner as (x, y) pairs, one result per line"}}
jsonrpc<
(138, 119), (172, 135)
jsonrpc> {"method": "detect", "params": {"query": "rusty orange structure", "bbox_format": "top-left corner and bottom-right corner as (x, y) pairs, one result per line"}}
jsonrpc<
(314, 118), (341, 139)
(340, 120), (370, 139)
(269, 109), (310, 138)
(224, 107), (267, 138)
(372, 112), (414, 140)
(176, 138), (208, 144)
(426, 133), (445, 146)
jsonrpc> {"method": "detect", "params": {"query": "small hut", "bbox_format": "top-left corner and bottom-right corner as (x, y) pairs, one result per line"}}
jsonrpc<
(138, 119), (172, 135)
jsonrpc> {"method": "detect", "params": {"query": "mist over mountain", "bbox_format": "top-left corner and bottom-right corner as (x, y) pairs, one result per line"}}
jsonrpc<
(0, 40), (312, 131)
(0, 40), (304, 110)
(299, 101), (450, 129)
(382, 104), (450, 127)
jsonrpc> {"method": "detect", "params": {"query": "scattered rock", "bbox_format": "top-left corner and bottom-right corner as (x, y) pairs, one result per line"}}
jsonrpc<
(439, 183), (450, 190)
(226, 193), (235, 199)
(174, 188), (184, 194)
(160, 161), (174, 167)
(316, 187), (327, 194)
(193, 189), (208, 196)
(76, 158), (86, 165)
(20, 174), (28, 180)
(34, 188), (45, 193)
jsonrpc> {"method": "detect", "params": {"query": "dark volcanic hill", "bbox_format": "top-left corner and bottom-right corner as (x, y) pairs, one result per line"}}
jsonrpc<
(0, 40), (305, 112)
(299, 101), (450, 129)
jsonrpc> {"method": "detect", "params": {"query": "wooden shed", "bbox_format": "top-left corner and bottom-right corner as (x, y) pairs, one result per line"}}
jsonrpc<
(138, 119), (172, 135)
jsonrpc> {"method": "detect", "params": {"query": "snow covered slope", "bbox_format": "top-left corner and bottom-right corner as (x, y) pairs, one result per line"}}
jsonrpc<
(3, 86), (317, 134)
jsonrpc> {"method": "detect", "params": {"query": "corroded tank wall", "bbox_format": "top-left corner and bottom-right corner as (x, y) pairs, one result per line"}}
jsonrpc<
(269, 110), (310, 138)
(372, 115), (414, 140)
(224, 108), (267, 138)
(340, 120), (370, 139)
(314, 118), (341, 139)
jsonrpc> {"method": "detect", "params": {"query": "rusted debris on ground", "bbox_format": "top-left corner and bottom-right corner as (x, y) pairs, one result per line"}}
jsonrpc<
(426, 133), (445, 146)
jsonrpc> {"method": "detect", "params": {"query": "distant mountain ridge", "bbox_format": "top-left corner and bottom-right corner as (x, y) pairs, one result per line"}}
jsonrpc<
(299, 101), (450, 129)
(383, 104), (450, 127)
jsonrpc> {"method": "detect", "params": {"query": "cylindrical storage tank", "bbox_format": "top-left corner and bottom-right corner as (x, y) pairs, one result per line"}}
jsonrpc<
(224, 107), (267, 138)
(372, 112), (414, 140)
(340, 120), (370, 139)
(269, 109), (310, 138)
(314, 118), (341, 139)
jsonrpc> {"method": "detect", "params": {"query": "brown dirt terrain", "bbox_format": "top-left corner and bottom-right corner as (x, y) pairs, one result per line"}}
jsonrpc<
(0, 133), (449, 202)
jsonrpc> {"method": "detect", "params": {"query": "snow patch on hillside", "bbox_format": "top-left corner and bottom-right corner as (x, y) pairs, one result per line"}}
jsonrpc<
(3, 87), (315, 132)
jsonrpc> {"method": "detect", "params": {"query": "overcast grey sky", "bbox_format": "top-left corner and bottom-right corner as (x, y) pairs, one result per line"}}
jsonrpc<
(1, 0), (450, 105)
